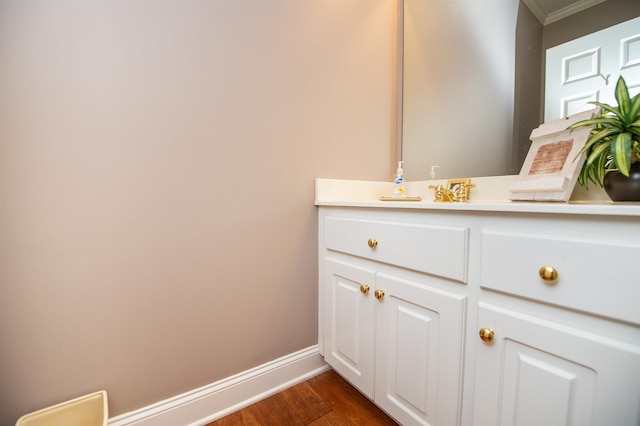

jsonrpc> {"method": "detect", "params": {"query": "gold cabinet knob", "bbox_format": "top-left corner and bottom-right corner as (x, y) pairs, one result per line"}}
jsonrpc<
(360, 284), (370, 295)
(374, 290), (385, 300)
(479, 328), (495, 343)
(367, 238), (378, 248)
(539, 265), (558, 284)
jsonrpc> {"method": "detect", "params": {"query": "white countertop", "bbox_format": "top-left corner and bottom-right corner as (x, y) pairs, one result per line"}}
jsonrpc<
(315, 177), (640, 216)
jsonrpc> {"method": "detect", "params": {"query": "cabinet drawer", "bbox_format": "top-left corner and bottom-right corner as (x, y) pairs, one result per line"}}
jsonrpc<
(480, 230), (640, 325)
(324, 216), (468, 282)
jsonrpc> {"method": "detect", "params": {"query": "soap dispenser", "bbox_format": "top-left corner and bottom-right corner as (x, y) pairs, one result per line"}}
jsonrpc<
(393, 161), (406, 198)
(430, 165), (440, 180)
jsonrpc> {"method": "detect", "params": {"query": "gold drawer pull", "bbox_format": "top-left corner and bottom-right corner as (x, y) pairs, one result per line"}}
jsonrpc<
(374, 290), (385, 300)
(360, 285), (370, 295)
(539, 266), (558, 284)
(367, 238), (378, 248)
(479, 328), (495, 343)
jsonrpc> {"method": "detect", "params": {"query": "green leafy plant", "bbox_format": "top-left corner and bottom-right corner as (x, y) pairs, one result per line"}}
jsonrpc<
(569, 76), (640, 187)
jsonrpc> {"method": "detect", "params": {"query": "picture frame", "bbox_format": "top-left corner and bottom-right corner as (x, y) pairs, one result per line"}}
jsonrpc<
(509, 108), (598, 202)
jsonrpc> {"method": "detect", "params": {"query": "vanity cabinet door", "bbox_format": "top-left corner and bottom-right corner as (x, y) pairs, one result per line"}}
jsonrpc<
(323, 258), (376, 398)
(473, 302), (640, 426)
(374, 272), (466, 426)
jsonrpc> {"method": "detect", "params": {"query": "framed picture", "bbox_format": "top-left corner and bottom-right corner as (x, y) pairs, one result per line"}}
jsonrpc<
(509, 108), (598, 202)
(447, 178), (471, 198)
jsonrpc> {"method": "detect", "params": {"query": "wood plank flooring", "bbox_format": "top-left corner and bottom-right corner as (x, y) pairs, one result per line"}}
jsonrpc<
(207, 369), (398, 425)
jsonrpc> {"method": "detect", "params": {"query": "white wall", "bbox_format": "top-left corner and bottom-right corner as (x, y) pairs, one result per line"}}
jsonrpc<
(0, 0), (398, 423)
(402, 0), (519, 180)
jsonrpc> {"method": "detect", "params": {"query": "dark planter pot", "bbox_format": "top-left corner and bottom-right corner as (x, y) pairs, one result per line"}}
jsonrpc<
(603, 164), (640, 201)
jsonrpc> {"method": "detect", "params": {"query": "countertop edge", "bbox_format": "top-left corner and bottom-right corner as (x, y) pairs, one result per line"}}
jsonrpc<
(314, 200), (640, 216)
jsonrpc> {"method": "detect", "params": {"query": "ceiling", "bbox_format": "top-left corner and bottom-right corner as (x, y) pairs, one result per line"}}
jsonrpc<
(522, 0), (606, 25)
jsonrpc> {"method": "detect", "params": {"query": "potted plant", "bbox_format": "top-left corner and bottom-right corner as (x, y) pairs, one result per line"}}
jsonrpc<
(569, 76), (640, 201)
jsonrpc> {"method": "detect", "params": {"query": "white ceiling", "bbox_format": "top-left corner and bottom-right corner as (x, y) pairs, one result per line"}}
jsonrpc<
(522, 0), (606, 25)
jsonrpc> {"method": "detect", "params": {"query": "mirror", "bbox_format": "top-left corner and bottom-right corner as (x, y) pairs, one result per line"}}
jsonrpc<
(401, 0), (640, 181)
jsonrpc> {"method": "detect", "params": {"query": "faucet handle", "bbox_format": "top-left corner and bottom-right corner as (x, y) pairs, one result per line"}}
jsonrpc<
(455, 182), (476, 202)
(428, 184), (443, 201)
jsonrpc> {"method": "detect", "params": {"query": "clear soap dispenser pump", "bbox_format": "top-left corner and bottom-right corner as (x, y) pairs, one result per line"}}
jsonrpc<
(393, 161), (406, 198)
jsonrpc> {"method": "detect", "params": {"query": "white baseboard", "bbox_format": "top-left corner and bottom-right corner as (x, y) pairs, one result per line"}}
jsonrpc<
(108, 345), (329, 426)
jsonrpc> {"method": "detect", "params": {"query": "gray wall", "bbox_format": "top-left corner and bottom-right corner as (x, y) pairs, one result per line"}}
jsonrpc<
(514, 1), (543, 171)
(0, 1), (398, 423)
(543, 0), (640, 50)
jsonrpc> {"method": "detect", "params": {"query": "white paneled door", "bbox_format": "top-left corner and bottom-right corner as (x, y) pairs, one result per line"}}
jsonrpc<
(545, 16), (640, 121)
(323, 258), (376, 398)
(473, 302), (640, 426)
(323, 257), (467, 426)
(374, 272), (465, 426)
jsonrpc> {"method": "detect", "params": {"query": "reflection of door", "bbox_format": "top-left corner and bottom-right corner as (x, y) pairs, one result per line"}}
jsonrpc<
(545, 16), (640, 121)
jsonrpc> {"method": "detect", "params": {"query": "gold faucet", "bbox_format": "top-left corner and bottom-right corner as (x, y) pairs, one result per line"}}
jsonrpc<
(428, 184), (456, 202)
(428, 181), (476, 203)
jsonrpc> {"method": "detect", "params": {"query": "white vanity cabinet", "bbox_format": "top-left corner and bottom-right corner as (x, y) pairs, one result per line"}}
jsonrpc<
(317, 192), (640, 426)
(473, 214), (640, 426)
(320, 208), (468, 426)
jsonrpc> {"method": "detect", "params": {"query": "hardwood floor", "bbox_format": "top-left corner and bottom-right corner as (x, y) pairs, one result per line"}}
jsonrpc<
(207, 369), (398, 425)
